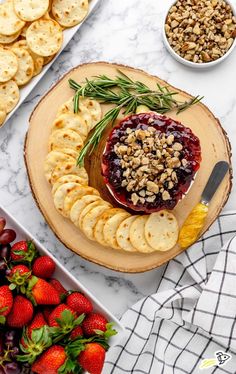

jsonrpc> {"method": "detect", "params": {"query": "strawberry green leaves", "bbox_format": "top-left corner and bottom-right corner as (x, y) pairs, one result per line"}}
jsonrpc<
(17, 326), (52, 364)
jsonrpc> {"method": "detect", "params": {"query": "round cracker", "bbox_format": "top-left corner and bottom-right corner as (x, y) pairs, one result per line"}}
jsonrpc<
(52, 0), (88, 28)
(51, 113), (88, 141)
(11, 40), (44, 77)
(0, 48), (18, 83)
(49, 129), (83, 153)
(0, 80), (20, 114)
(12, 47), (34, 85)
(78, 200), (105, 229)
(145, 211), (179, 252)
(26, 19), (63, 57)
(79, 97), (102, 131)
(0, 30), (21, 44)
(130, 216), (155, 253)
(70, 195), (101, 227)
(52, 174), (88, 195)
(81, 202), (111, 241)
(55, 148), (79, 159)
(64, 185), (100, 217)
(57, 97), (101, 132)
(14, 0), (49, 22)
(103, 211), (130, 249)
(50, 161), (88, 184)
(53, 182), (81, 217)
(0, 1), (25, 36)
(44, 150), (75, 183)
(94, 208), (124, 247)
(116, 216), (138, 252)
(0, 102), (7, 127)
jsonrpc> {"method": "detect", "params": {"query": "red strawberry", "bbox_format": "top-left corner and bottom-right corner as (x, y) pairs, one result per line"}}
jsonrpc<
(11, 240), (37, 263)
(66, 292), (93, 315)
(82, 313), (108, 337)
(31, 345), (67, 374)
(7, 295), (33, 328)
(42, 306), (54, 323)
(0, 285), (13, 324)
(48, 304), (76, 327)
(49, 278), (68, 300)
(77, 343), (105, 374)
(70, 325), (83, 341)
(32, 256), (56, 279)
(7, 264), (31, 289)
(28, 312), (47, 338)
(26, 276), (60, 306)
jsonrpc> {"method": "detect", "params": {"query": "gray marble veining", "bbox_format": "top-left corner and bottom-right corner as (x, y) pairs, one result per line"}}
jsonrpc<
(0, 0), (235, 319)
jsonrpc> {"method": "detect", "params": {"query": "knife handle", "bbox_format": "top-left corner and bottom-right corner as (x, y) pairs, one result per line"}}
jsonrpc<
(178, 203), (209, 248)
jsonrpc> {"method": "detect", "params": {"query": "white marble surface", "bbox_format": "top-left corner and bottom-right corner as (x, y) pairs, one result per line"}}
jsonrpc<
(0, 0), (236, 320)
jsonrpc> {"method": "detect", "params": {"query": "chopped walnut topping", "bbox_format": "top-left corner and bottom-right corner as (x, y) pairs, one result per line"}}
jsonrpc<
(114, 126), (185, 206)
(165, 0), (236, 64)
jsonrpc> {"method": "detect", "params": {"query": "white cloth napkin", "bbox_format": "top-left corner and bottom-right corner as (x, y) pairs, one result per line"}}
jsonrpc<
(104, 212), (236, 373)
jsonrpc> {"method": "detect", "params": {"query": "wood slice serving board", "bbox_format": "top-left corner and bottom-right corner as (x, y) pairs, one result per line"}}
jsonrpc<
(24, 62), (232, 273)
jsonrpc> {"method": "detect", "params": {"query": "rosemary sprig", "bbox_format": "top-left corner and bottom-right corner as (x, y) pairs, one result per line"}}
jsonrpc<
(69, 70), (203, 166)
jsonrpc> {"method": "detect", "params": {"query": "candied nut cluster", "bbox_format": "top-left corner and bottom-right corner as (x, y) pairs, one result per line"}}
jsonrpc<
(165, 0), (236, 63)
(114, 126), (187, 206)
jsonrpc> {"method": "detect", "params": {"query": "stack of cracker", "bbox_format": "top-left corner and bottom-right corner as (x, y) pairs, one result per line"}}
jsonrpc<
(0, 0), (89, 126)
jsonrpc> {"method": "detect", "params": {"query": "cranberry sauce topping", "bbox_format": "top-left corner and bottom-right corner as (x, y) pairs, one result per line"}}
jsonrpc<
(102, 112), (201, 213)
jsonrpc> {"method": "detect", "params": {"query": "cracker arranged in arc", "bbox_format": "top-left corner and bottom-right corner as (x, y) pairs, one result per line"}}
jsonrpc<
(0, 1), (25, 36)
(79, 97), (102, 131)
(130, 216), (155, 253)
(51, 113), (88, 141)
(50, 161), (88, 185)
(0, 103), (6, 127)
(52, 174), (88, 195)
(81, 202), (111, 241)
(116, 216), (138, 252)
(63, 185), (100, 217)
(11, 47), (34, 86)
(145, 211), (179, 251)
(49, 128), (84, 153)
(0, 80), (20, 114)
(78, 200), (104, 229)
(44, 150), (76, 183)
(70, 195), (102, 227)
(57, 96), (101, 132)
(94, 208), (124, 247)
(0, 48), (18, 83)
(53, 182), (80, 216)
(103, 211), (130, 249)
(26, 19), (63, 57)
(55, 147), (79, 159)
(52, 0), (89, 28)
(0, 30), (21, 44)
(13, 0), (49, 22)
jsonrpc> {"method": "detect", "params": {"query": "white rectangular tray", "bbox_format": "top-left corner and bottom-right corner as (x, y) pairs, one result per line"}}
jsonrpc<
(0, 0), (101, 129)
(0, 205), (125, 351)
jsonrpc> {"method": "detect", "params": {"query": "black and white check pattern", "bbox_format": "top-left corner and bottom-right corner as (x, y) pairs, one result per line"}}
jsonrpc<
(104, 212), (236, 373)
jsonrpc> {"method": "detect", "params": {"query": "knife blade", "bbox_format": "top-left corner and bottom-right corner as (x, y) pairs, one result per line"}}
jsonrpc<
(201, 161), (230, 205)
(178, 161), (230, 248)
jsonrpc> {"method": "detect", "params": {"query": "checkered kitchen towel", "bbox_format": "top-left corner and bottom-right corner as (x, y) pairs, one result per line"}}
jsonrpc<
(104, 212), (236, 373)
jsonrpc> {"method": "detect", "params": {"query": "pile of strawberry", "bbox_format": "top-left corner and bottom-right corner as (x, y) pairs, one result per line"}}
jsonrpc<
(0, 217), (117, 374)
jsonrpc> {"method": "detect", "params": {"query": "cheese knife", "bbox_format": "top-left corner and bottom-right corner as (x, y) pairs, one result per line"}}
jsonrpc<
(178, 161), (230, 248)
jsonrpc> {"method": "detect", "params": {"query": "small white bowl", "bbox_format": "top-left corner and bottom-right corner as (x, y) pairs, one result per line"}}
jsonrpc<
(162, 0), (236, 69)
